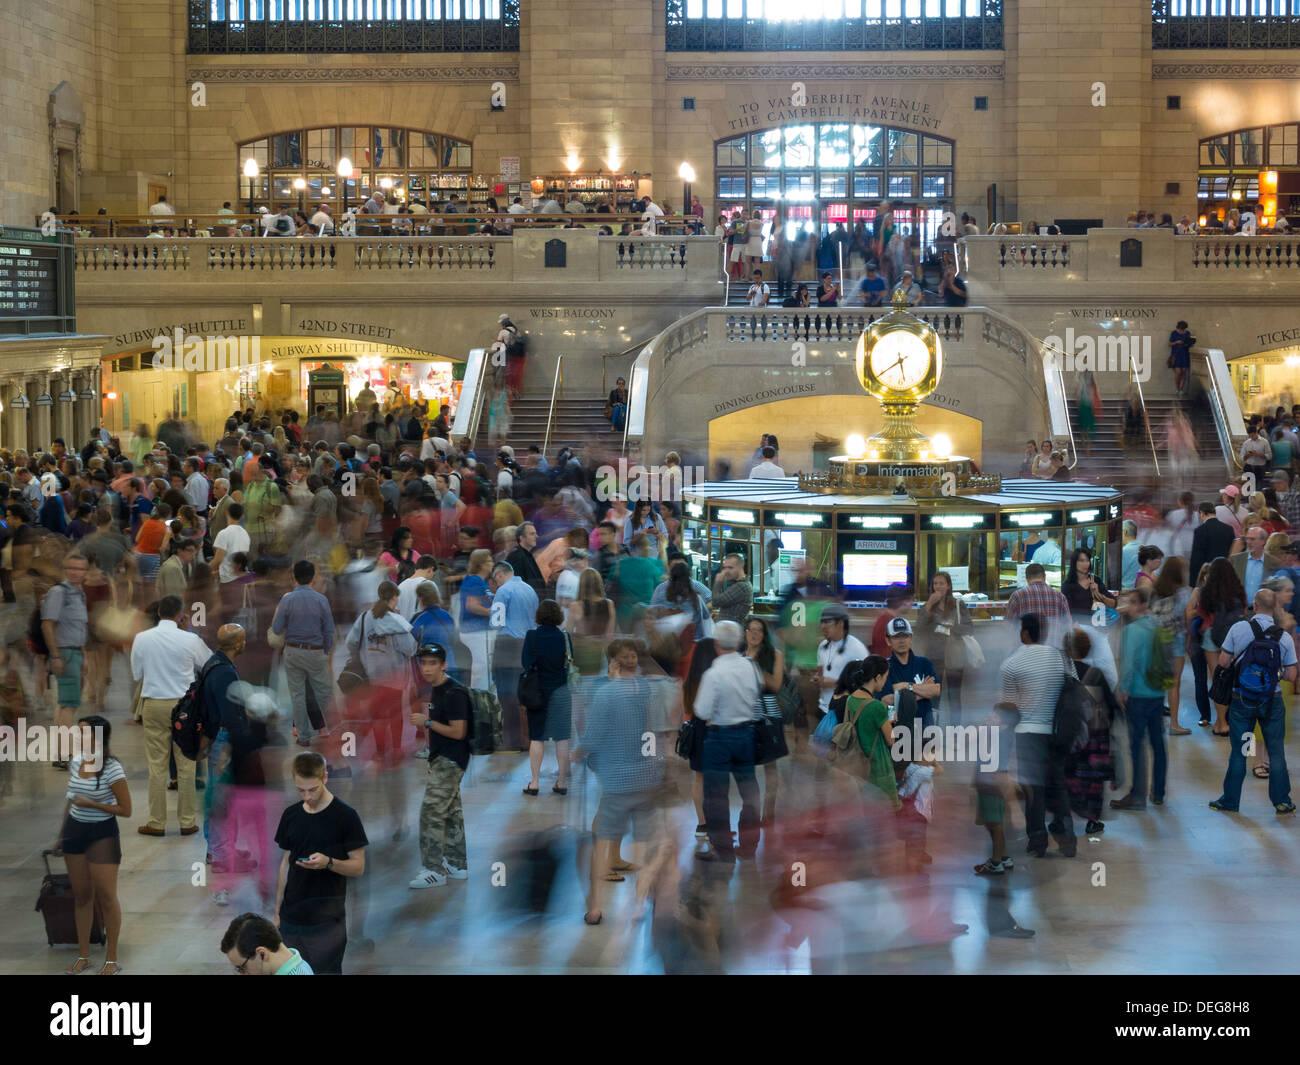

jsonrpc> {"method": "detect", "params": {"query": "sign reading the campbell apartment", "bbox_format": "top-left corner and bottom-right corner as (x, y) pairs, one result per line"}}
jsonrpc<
(729, 93), (939, 132)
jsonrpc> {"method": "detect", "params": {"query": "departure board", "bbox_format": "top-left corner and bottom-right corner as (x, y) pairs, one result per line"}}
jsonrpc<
(0, 227), (75, 336)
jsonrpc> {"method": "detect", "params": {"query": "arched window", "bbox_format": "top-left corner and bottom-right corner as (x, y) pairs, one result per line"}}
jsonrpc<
(1196, 125), (1300, 217)
(666, 0), (1002, 51)
(237, 125), (474, 211)
(1154, 0), (1300, 46)
(190, 0), (520, 52)
(715, 123), (954, 246)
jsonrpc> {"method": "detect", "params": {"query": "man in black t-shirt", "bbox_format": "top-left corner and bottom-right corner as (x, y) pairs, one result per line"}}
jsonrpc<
(408, 643), (471, 889)
(273, 752), (368, 974)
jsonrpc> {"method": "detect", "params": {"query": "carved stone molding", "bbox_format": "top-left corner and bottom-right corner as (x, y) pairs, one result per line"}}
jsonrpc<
(666, 62), (1003, 80)
(49, 82), (85, 212)
(187, 65), (518, 82)
(1152, 62), (1300, 79)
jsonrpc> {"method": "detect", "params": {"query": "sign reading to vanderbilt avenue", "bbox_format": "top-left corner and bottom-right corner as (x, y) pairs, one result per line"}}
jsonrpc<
(729, 92), (939, 132)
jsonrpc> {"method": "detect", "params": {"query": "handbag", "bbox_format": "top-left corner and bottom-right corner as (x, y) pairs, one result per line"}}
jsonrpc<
(336, 613), (370, 695)
(776, 672), (801, 723)
(517, 661), (545, 711)
(961, 634), (986, 670)
(1209, 663), (1235, 706)
(233, 583), (259, 634)
(810, 695), (841, 758)
(564, 633), (581, 689)
(675, 717), (702, 760)
(750, 662), (789, 764)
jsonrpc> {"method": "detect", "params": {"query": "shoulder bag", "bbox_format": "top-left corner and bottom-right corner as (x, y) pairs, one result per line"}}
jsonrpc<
(336, 612), (370, 694)
(750, 660), (789, 764)
(827, 696), (871, 779)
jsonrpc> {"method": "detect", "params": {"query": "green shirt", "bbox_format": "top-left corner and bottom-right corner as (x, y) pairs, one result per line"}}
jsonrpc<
(614, 556), (664, 618)
(850, 695), (898, 803)
(243, 479), (282, 533)
(274, 947), (313, 975)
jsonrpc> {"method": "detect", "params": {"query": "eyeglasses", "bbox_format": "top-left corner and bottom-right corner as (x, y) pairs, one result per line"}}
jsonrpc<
(234, 954), (253, 974)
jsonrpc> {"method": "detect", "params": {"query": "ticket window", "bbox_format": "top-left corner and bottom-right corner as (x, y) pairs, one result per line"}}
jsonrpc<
(997, 527), (1065, 597)
(716, 525), (762, 589)
(755, 528), (835, 599)
(683, 515), (711, 588)
(923, 532), (997, 598)
(1064, 524), (1111, 588)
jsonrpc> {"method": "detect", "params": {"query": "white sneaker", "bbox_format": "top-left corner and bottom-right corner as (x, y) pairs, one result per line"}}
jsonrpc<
(413, 747), (429, 758)
(408, 867), (447, 889)
(442, 858), (468, 880)
(212, 889), (231, 906)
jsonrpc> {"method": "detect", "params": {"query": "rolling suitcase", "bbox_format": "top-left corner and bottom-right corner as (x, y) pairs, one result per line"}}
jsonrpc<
(36, 850), (105, 947)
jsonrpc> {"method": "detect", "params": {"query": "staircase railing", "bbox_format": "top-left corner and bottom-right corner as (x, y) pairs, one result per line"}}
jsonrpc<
(1131, 359), (1161, 478)
(450, 347), (491, 445)
(601, 336), (655, 395)
(1039, 338), (1078, 470)
(543, 355), (563, 458)
(1200, 347), (1246, 478)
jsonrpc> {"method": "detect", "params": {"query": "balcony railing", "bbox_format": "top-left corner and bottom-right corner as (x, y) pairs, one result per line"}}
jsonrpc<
(73, 235), (722, 285)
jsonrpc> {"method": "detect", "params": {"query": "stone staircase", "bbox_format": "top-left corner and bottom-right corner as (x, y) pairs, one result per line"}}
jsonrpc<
(505, 392), (620, 463)
(1066, 393), (1228, 496)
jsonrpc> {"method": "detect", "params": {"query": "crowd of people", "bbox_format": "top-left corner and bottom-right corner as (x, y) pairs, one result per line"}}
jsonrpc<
(11, 383), (1299, 974)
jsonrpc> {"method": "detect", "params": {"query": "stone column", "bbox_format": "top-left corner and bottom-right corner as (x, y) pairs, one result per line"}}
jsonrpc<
(5, 384), (29, 454)
(30, 374), (52, 454)
(71, 372), (92, 446)
(54, 373), (76, 448)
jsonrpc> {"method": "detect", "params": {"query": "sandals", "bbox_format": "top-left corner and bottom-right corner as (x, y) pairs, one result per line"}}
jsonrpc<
(1170, 727), (1192, 736)
(65, 956), (90, 975)
(1213, 729), (1231, 738)
(522, 786), (539, 796)
(98, 961), (121, 976)
(583, 911), (603, 925)
(603, 873), (626, 882)
(552, 785), (568, 795)
(1253, 766), (1271, 779)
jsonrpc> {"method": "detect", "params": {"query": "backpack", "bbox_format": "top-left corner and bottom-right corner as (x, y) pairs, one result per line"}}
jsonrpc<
(27, 598), (49, 657)
(171, 656), (223, 761)
(462, 683), (502, 755)
(1050, 666), (1091, 754)
(827, 697), (872, 779)
(1233, 619), (1286, 709)
(1144, 620), (1176, 692)
(505, 329), (527, 360)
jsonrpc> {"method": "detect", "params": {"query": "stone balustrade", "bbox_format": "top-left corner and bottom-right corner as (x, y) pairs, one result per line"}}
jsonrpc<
(73, 234), (721, 285)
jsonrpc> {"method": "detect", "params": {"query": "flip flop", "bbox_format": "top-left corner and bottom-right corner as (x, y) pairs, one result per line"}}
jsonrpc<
(522, 786), (539, 796)
(1170, 727), (1192, 736)
(603, 873), (626, 882)
(583, 911), (603, 925)
(1253, 766), (1271, 779)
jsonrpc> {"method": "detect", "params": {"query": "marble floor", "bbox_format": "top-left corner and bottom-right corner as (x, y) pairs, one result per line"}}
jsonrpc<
(2, 648), (1297, 975)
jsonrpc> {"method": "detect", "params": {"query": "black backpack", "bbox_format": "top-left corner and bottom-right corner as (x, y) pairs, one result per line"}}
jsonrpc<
(1051, 665), (1091, 754)
(27, 600), (48, 657)
(171, 657), (222, 761)
(505, 329), (527, 359)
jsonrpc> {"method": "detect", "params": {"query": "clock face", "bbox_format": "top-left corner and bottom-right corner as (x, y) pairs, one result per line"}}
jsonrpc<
(868, 332), (931, 392)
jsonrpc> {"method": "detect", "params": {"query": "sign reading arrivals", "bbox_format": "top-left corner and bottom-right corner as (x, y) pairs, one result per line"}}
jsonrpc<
(0, 226), (75, 336)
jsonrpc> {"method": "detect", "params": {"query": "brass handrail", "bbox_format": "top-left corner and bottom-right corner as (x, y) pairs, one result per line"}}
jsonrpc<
(543, 355), (563, 458)
(1130, 361), (1161, 477)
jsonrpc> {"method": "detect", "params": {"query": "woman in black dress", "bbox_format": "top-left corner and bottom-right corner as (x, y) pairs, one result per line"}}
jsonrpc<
(520, 599), (574, 796)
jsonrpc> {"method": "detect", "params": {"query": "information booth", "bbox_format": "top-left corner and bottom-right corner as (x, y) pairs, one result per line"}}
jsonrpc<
(680, 479), (1122, 616)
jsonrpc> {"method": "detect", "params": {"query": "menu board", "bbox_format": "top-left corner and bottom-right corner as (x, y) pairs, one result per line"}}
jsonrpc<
(0, 229), (74, 335)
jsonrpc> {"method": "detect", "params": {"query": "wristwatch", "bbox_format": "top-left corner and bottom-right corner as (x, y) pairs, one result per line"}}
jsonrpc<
(327, 857), (334, 870)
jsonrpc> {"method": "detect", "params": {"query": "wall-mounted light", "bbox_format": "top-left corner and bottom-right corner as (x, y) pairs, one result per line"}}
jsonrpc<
(565, 153), (581, 173)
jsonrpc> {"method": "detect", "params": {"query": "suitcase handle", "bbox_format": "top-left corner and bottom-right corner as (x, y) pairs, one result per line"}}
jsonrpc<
(42, 848), (59, 877)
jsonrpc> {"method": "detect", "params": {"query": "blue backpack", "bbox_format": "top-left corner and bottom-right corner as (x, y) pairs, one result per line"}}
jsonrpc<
(1233, 619), (1286, 708)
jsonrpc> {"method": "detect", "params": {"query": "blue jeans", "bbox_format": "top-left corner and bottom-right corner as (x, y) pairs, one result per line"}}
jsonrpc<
(1126, 696), (1167, 804)
(702, 723), (760, 858)
(611, 403), (626, 431)
(1216, 691), (1292, 810)
(204, 728), (231, 863)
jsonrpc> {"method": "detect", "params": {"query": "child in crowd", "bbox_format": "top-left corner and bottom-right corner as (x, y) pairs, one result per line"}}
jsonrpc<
(973, 703), (1019, 875)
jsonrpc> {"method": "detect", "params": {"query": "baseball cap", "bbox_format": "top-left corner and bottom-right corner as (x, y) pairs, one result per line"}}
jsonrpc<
(415, 643), (447, 661)
(820, 602), (849, 622)
(497, 314), (510, 323)
(886, 616), (913, 637)
(1221, 484), (1240, 498)
(498, 445), (515, 459)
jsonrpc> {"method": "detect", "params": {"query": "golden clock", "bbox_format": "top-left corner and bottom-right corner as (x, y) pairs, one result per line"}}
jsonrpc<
(855, 288), (944, 403)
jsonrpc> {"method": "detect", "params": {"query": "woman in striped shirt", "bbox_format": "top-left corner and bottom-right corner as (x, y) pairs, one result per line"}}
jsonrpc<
(55, 715), (131, 975)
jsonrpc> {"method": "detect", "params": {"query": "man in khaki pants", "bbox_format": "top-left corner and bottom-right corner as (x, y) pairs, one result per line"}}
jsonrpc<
(130, 594), (214, 837)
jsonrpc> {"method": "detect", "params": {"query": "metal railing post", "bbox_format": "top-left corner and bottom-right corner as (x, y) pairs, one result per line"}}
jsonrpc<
(543, 355), (563, 458)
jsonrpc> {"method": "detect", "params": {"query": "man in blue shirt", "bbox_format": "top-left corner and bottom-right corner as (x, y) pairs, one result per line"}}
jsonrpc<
(881, 617), (941, 731)
(1210, 587), (1298, 815)
(1230, 526), (1277, 604)
(1121, 521), (1141, 589)
(489, 561), (539, 750)
(271, 559), (336, 747)
(857, 264), (887, 306)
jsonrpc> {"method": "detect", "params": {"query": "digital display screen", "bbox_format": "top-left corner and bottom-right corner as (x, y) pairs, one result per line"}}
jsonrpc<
(842, 553), (909, 587)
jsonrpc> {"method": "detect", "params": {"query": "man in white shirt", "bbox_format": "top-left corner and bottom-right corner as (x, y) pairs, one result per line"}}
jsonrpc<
(815, 603), (868, 713)
(309, 203), (333, 235)
(211, 503), (251, 584)
(131, 595), (214, 837)
(538, 193), (562, 214)
(747, 269), (771, 307)
(555, 548), (589, 608)
(641, 198), (665, 235)
(361, 191), (385, 215)
(398, 556), (439, 619)
(1240, 425), (1272, 476)
(1033, 535), (1062, 568)
(750, 446), (785, 478)
(693, 620), (762, 861)
(149, 194), (176, 217)
(184, 458), (210, 512)
(507, 197), (528, 214)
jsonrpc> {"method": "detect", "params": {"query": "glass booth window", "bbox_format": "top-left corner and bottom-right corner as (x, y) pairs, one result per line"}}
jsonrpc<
(924, 532), (996, 598)
(997, 528), (1065, 598)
